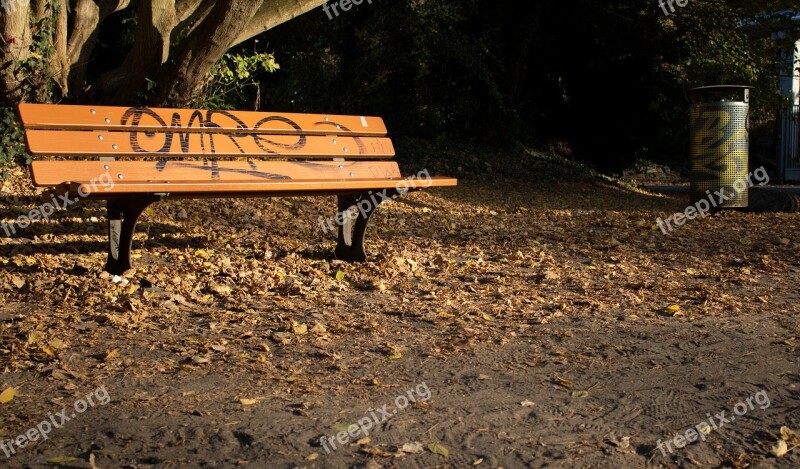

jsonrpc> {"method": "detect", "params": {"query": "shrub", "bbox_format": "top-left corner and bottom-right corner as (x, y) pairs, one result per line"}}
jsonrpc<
(0, 108), (31, 180)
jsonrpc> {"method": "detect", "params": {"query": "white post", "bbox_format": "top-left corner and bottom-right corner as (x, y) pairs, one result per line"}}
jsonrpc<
(778, 34), (800, 182)
(779, 37), (800, 105)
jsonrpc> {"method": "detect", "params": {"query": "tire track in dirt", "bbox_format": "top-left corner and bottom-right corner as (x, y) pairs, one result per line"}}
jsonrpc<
(2, 313), (799, 468)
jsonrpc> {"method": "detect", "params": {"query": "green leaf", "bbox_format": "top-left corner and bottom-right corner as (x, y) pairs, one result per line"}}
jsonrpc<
(331, 422), (352, 432)
(428, 443), (449, 457)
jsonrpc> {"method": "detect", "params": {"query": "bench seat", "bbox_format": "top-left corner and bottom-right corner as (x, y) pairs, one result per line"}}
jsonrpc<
(30, 160), (454, 196)
(47, 177), (456, 197)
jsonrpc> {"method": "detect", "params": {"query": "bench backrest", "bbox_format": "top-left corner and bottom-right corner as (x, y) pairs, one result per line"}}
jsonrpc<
(18, 104), (402, 188)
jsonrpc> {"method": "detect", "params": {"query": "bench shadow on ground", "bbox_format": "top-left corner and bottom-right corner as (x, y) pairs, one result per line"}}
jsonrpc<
(0, 235), (212, 278)
(0, 184), (691, 263)
(400, 179), (685, 213)
(6, 181), (794, 272)
(0, 195), (210, 267)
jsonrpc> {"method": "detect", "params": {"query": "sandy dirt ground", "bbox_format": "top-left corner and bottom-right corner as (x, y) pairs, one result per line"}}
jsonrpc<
(1, 149), (799, 468)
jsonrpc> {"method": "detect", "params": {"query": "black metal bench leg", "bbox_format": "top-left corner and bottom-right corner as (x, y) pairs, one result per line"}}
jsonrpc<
(104, 196), (161, 275)
(335, 190), (399, 261)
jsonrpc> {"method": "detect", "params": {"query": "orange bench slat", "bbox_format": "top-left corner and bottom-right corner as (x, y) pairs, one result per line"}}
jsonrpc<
(30, 160), (403, 186)
(57, 176), (459, 197)
(17, 104), (388, 136)
(24, 130), (395, 158)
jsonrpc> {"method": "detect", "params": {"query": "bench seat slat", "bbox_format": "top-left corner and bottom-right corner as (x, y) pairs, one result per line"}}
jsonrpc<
(18, 104), (388, 136)
(25, 130), (394, 158)
(58, 176), (459, 197)
(30, 160), (403, 187)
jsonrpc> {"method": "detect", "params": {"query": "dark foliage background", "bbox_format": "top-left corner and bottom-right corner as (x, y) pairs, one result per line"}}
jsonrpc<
(257, 0), (798, 171)
(1, 0), (798, 174)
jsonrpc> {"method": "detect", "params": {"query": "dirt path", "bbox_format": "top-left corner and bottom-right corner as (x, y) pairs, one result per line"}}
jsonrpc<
(1, 162), (800, 467)
(2, 312), (799, 468)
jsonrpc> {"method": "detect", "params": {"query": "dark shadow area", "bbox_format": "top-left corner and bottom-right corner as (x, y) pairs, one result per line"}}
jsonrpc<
(646, 185), (800, 212)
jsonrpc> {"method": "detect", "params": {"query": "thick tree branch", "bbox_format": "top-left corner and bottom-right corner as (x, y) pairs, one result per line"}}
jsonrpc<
(154, 0), (264, 105)
(66, 0), (100, 67)
(2, 0), (332, 105)
(176, 0), (204, 22)
(66, 0), (133, 98)
(98, 0), (177, 104)
(173, 0), (214, 44)
(231, 0), (327, 48)
(32, 0), (48, 21)
(50, 0), (69, 95)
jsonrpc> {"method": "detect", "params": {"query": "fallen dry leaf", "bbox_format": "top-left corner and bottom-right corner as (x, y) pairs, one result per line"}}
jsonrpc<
(0, 387), (14, 404)
(400, 442), (424, 454)
(771, 439), (788, 457)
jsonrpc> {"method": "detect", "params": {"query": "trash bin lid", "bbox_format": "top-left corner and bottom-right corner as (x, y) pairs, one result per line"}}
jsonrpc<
(689, 85), (752, 104)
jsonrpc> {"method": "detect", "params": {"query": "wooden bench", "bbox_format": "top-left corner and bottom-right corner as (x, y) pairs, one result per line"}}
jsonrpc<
(17, 104), (457, 275)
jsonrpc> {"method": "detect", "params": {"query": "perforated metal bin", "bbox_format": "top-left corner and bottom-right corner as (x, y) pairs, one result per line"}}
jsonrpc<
(689, 86), (752, 209)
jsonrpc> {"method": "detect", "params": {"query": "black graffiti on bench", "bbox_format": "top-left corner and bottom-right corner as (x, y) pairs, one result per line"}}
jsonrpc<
(120, 107), (319, 155)
(155, 161), (291, 180)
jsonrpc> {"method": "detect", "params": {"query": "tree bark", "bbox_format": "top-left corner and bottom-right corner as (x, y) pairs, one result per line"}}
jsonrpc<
(67, 0), (132, 99)
(173, 0), (214, 41)
(231, 0), (327, 48)
(0, 0), (32, 104)
(97, 0), (177, 104)
(50, 0), (69, 96)
(155, 0), (328, 104)
(153, 0), (264, 105)
(1, 0), (328, 106)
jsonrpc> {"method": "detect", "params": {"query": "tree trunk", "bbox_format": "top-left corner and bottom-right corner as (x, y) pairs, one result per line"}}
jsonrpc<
(1, 0), (328, 106)
(153, 0), (264, 105)
(98, 0), (178, 104)
(49, 0), (70, 96)
(0, 0), (32, 104)
(67, 0), (132, 99)
(155, 0), (328, 105)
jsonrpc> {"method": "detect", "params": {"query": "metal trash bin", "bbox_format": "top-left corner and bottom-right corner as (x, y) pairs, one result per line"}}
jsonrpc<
(689, 85), (752, 209)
